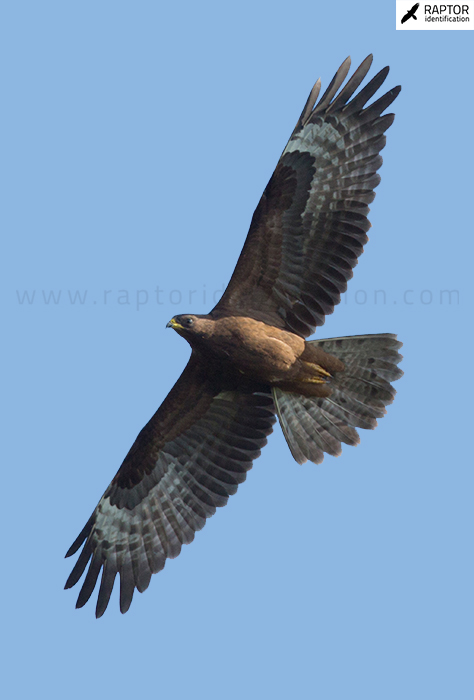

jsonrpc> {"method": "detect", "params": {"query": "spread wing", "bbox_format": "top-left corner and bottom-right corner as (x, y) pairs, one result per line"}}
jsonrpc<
(65, 354), (276, 617)
(212, 55), (401, 337)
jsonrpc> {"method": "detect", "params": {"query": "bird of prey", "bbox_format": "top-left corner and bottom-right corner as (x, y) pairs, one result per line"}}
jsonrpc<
(401, 2), (420, 23)
(65, 55), (403, 617)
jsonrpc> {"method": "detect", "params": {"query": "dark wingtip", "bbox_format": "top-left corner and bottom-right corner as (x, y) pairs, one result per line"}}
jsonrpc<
(65, 514), (94, 558)
(65, 548), (91, 589)
(120, 592), (134, 615)
(359, 54), (373, 72)
(73, 555), (102, 609)
(65, 543), (79, 559)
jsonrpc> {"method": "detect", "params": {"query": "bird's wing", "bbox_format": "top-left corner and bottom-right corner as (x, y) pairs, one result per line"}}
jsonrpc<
(65, 353), (275, 617)
(212, 55), (400, 338)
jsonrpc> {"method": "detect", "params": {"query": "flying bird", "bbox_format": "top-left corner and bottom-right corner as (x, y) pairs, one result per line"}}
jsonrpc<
(401, 2), (419, 23)
(66, 55), (403, 617)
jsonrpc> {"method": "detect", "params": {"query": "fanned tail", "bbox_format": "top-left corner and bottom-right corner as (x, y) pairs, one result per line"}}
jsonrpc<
(273, 334), (403, 464)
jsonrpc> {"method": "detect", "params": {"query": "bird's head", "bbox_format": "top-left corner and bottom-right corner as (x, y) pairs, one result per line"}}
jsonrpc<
(166, 314), (212, 342)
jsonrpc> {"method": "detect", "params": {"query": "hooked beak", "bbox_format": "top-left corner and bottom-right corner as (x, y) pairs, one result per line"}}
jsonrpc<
(166, 318), (182, 330)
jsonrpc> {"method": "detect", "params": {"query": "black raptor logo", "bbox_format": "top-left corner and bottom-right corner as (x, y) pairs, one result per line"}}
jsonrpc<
(401, 2), (420, 23)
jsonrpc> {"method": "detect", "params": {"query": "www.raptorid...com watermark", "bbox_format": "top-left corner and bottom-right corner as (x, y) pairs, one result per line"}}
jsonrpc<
(15, 286), (460, 310)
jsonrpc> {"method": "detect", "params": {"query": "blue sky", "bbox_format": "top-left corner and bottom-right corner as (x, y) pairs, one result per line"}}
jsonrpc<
(2, 2), (472, 699)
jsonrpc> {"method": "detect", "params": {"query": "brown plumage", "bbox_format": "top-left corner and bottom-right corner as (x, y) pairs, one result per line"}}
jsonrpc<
(65, 55), (403, 617)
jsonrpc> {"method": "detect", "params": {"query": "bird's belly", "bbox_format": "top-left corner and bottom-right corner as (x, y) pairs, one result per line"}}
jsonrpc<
(209, 317), (304, 383)
(227, 347), (297, 383)
(235, 340), (297, 381)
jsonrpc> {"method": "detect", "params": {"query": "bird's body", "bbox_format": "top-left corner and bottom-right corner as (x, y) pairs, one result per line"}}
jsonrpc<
(168, 314), (342, 393)
(66, 55), (403, 617)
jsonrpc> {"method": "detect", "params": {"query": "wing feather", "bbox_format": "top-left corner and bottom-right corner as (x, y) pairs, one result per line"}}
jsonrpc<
(65, 354), (276, 616)
(213, 56), (401, 337)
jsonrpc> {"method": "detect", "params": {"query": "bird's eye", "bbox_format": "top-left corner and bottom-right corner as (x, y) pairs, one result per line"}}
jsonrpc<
(185, 317), (194, 327)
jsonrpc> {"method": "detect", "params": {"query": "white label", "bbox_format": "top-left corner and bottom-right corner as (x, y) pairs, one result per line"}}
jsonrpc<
(396, 1), (474, 28)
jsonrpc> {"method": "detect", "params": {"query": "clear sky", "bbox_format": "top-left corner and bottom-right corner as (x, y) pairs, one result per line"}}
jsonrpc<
(2, 2), (472, 699)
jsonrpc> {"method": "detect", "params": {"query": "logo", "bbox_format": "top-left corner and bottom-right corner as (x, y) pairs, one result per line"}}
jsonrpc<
(396, 1), (474, 28)
(401, 2), (420, 22)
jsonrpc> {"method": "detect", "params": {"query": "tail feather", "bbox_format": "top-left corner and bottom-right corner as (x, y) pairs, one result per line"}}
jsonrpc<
(273, 333), (403, 464)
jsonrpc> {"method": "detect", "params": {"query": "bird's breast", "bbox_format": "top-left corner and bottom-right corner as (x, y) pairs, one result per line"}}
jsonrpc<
(208, 316), (304, 382)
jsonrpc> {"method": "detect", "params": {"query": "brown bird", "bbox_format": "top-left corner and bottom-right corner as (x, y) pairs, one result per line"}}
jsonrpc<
(65, 55), (403, 617)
